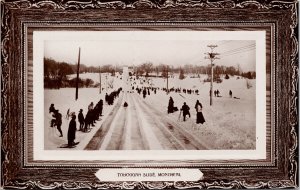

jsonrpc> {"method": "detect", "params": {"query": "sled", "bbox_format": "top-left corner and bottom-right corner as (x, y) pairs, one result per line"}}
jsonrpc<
(58, 142), (79, 148)
(234, 97), (240, 99)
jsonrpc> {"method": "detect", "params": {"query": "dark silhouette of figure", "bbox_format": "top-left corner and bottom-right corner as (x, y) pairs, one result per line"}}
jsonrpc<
(67, 115), (77, 147)
(84, 110), (92, 132)
(168, 97), (174, 114)
(49, 104), (56, 113)
(99, 99), (103, 116)
(181, 102), (190, 121)
(53, 110), (63, 137)
(124, 102), (128, 107)
(229, 90), (232, 98)
(78, 109), (84, 131)
(195, 100), (205, 125)
(143, 88), (147, 98)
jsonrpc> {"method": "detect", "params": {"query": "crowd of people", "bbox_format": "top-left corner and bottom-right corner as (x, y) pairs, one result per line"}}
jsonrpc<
(105, 88), (122, 105)
(49, 88), (122, 148)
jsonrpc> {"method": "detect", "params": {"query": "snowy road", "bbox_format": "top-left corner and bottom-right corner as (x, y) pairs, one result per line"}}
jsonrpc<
(85, 92), (208, 150)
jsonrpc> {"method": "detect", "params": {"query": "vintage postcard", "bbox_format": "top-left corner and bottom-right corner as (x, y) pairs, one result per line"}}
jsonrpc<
(33, 31), (266, 161)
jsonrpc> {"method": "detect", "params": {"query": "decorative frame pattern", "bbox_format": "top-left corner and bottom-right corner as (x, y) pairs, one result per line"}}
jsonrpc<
(1, 0), (298, 189)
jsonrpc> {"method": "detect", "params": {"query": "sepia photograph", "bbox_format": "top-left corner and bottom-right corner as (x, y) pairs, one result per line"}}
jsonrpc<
(2, 0), (297, 188)
(34, 31), (266, 155)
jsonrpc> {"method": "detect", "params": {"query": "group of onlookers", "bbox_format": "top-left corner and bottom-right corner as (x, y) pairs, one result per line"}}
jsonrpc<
(49, 89), (122, 147)
(105, 88), (122, 105)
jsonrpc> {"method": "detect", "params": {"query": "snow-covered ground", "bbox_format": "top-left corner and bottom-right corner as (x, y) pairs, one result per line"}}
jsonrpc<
(45, 73), (256, 150)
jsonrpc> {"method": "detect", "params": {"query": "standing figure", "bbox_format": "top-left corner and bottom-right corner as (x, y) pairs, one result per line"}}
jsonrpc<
(67, 114), (77, 147)
(147, 88), (150, 95)
(84, 111), (90, 132)
(180, 102), (190, 121)
(168, 97), (174, 114)
(143, 88), (147, 99)
(99, 99), (103, 116)
(105, 93), (109, 104)
(195, 100), (205, 125)
(88, 102), (94, 111)
(78, 109), (85, 131)
(54, 110), (63, 137)
(216, 89), (220, 97)
(229, 90), (232, 98)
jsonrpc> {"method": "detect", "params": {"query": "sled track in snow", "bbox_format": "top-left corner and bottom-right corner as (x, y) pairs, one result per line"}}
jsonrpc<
(84, 93), (124, 150)
(84, 92), (149, 150)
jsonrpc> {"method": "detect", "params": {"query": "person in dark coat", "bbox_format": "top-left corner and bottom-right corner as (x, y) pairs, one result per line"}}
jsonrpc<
(78, 109), (85, 131)
(84, 111), (92, 132)
(181, 102), (190, 121)
(67, 114), (77, 147)
(105, 93), (109, 104)
(229, 90), (232, 98)
(195, 100), (205, 125)
(49, 104), (56, 113)
(168, 97), (174, 114)
(99, 99), (103, 116)
(143, 88), (147, 98)
(53, 110), (63, 137)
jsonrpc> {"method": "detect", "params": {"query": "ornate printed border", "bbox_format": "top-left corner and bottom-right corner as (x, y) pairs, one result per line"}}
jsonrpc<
(1, 0), (298, 189)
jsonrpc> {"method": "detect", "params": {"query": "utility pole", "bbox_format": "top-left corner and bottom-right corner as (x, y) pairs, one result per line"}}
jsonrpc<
(166, 65), (169, 94)
(205, 45), (220, 106)
(106, 74), (108, 91)
(75, 47), (81, 101)
(99, 66), (101, 94)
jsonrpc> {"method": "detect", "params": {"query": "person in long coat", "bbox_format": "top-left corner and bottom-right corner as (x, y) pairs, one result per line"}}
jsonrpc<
(68, 115), (77, 146)
(168, 97), (174, 114)
(195, 100), (205, 125)
(53, 110), (63, 137)
(143, 88), (147, 98)
(99, 99), (103, 116)
(78, 109), (84, 131)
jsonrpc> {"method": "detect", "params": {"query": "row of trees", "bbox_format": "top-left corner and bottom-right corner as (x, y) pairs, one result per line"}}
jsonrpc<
(44, 58), (121, 78)
(134, 63), (256, 79)
(44, 58), (97, 88)
(44, 57), (256, 88)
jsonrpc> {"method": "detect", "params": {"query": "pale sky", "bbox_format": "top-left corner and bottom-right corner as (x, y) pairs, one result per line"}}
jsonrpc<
(44, 39), (256, 72)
